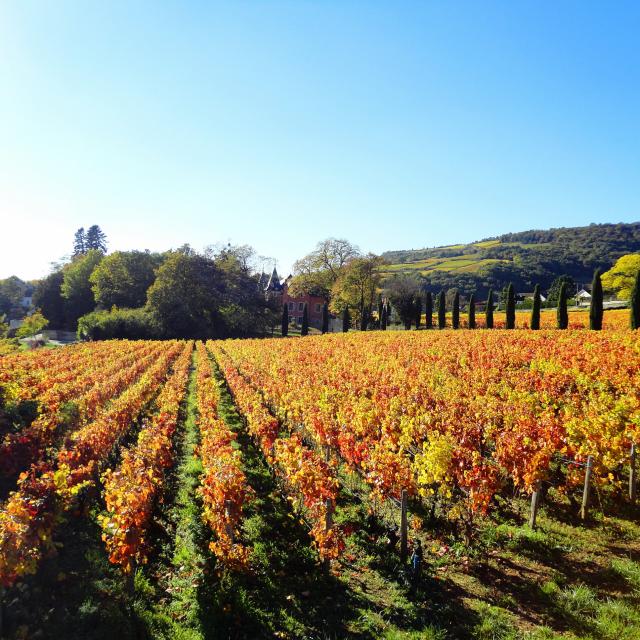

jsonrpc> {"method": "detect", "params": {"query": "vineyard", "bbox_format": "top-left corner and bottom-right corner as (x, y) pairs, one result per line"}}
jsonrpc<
(1, 328), (640, 640)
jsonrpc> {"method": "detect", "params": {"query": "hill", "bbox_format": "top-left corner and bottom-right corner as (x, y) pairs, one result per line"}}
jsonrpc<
(381, 222), (640, 296)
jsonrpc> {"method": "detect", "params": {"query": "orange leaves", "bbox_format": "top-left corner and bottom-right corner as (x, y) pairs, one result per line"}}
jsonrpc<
(196, 342), (252, 570)
(99, 342), (193, 572)
(213, 327), (640, 522)
(0, 340), (186, 587)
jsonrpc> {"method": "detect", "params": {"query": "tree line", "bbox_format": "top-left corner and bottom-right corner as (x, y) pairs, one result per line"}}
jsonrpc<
(31, 227), (280, 340)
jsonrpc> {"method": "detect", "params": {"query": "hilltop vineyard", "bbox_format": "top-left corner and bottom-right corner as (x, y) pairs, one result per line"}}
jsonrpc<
(1, 323), (640, 639)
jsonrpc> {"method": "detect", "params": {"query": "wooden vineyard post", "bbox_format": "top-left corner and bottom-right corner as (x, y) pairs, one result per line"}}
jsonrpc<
(630, 443), (637, 503)
(580, 456), (593, 520)
(225, 500), (234, 542)
(400, 489), (408, 561)
(529, 481), (542, 529)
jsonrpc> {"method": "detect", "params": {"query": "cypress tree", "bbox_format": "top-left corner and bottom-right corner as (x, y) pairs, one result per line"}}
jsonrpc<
(377, 297), (384, 329)
(321, 302), (329, 334)
(557, 282), (568, 329)
(590, 269), (603, 330)
(486, 289), (494, 329)
(281, 304), (289, 337)
(468, 293), (476, 329)
(424, 291), (433, 329)
(342, 306), (350, 332)
(531, 284), (541, 330)
(414, 296), (422, 330)
(359, 293), (369, 331)
(438, 291), (446, 329)
(301, 304), (309, 336)
(381, 302), (387, 330)
(505, 283), (516, 329)
(631, 270), (640, 330)
(452, 290), (460, 329)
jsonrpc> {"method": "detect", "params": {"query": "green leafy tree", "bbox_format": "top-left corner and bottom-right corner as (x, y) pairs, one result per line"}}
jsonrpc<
(631, 270), (640, 329)
(557, 282), (568, 329)
(547, 275), (576, 306)
(0, 276), (25, 317)
(342, 306), (350, 332)
(146, 251), (223, 339)
(60, 250), (103, 328)
(90, 251), (161, 309)
(289, 238), (361, 299)
(281, 304), (289, 337)
(602, 254), (640, 300)
(438, 290), (446, 329)
(590, 270), (603, 330)
(424, 291), (433, 329)
(530, 284), (541, 330)
(385, 275), (421, 331)
(486, 289), (494, 328)
(452, 290), (460, 329)
(301, 304), (309, 336)
(321, 302), (329, 334)
(85, 225), (108, 253)
(330, 254), (383, 331)
(414, 296), (422, 330)
(468, 293), (476, 329)
(33, 271), (66, 328)
(505, 283), (516, 329)
(0, 314), (9, 338)
(17, 310), (48, 339)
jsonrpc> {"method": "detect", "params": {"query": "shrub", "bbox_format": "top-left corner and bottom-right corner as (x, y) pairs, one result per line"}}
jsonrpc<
(77, 307), (162, 340)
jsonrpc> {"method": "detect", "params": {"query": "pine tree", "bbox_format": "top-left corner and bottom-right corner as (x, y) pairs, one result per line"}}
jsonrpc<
(590, 270), (603, 330)
(281, 304), (289, 337)
(631, 270), (640, 330)
(506, 283), (515, 329)
(73, 228), (86, 256)
(531, 284), (541, 330)
(557, 282), (568, 329)
(424, 291), (433, 329)
(342, 306), (350, 332)
(85, 225), (108, 252)
(438, 291), (446, 329)
(468, 293), (476, 329)
(301, 304), (309, 336)
(486, 289), (494, 329)
(321, 302), (329, 334)
(414, 296), (422, 330)
(452, 290), (460, 329)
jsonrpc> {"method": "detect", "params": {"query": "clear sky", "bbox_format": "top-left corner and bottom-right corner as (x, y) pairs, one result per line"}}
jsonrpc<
(1, 1), (639, 280)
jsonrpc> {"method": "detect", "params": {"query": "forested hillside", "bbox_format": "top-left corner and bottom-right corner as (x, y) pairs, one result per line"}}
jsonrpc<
(382, 222), (640, 296)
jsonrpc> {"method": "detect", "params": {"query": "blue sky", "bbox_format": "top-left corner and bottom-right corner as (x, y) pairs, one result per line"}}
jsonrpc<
(1, 1), (639, 280)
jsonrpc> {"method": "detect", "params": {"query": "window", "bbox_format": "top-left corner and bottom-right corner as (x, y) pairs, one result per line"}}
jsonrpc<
(315, 303), (321, 313)
(288, 302), (294, 311)
(298, 302), (304, 311)
(298, 316), (303, 323)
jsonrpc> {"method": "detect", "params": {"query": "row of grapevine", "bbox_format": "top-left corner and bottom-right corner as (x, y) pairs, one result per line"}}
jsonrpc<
(99, 341), (194, 572)
(214, 330), (640, 521)
(209, 342), (344, 560)
(0, 340), (167, 475)
(0, 341), (184, 587)
(195, 342), (252, 569)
